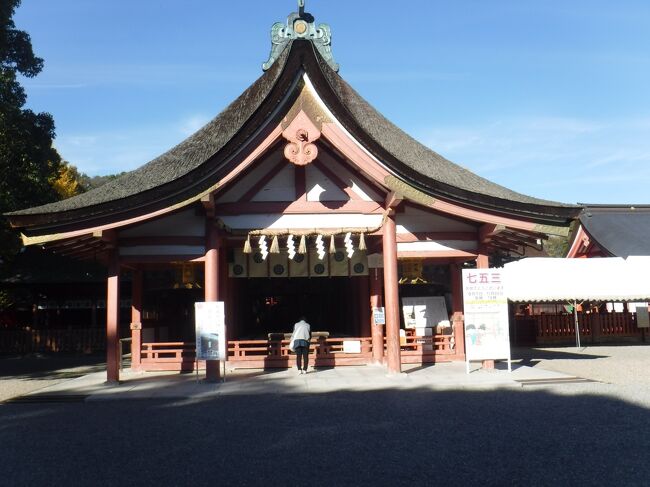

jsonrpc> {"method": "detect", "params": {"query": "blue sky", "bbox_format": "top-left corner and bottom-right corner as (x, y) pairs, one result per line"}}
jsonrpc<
(14, 0), (650, 204)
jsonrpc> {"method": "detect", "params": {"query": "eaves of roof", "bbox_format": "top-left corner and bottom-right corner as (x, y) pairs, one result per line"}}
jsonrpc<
(7, 40), (579, 236)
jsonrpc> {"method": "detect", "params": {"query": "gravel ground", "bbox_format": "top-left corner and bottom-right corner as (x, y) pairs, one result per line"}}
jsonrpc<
(0, 354), (105, 402)
(515, 344), (650, 385)
(512, 344), (650, 407)
(1, 346), (649, 486)
(2, 380), (649, 486)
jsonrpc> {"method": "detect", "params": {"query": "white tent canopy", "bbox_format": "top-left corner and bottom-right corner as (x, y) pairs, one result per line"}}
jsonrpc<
(503, 257), (650, 303)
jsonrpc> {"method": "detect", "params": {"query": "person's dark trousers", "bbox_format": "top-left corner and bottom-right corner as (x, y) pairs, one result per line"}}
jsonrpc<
(295, 346), (309, 370)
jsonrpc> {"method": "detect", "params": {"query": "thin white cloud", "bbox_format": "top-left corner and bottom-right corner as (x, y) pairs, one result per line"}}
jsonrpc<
(345, 71), (465, 83)
(177, 114), (212, 137)
(417, 115), (650, 203)
(55, 113), (212, 175)
(23, 64), (256, 89)
(22, 83), (88, 90)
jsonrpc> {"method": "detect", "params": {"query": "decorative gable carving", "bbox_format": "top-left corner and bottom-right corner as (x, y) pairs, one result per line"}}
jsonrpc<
(282, 110), (321, 166)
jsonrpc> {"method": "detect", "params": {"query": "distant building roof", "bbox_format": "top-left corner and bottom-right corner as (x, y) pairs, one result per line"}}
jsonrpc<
(578, 205), (650, 257)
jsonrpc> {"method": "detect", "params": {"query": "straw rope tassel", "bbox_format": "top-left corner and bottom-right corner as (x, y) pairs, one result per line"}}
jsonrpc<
(298, 235), (307, 254)
(359, 232), (367, 251)
(329, 235), (336, 253)
(270, 235), (280, 253)
(243, 234), (252, 254)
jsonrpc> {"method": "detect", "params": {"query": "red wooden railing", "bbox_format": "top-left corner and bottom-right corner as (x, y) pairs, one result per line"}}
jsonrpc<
(535, 314), (592, 340)
(139, 333), (460, 371)
(399, 334), (456, 364)
(598, 313), (638, 336)
(515, 312), (644, 344)
(0, 327), (106, 353)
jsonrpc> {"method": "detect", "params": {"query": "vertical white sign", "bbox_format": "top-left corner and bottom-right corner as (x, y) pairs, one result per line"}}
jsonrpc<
(195, 301), (226, 361)
(636, 305), (650, 328)
(372, 307), (386, 325)
(462, 269), (511, 367)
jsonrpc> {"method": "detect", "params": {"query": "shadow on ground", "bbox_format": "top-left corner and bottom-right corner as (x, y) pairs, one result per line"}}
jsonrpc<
(0, 383), (648, 486)
(0, 354), (106, 380)
(511, 346), (609, 368)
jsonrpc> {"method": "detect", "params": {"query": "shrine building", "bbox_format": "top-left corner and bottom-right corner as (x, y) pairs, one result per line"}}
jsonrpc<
(6, 3), (580, 382)
(568, 205), (650, 258)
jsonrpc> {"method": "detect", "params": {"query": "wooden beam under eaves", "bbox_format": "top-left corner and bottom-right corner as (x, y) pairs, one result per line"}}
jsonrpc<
(92, 229), (117, 248)
(503, 232), (543, 247)
(385, 191), (403, 213)
(492, 234), (542, 252)
(486, 242), (526, 256)
(59, 244), (105, 260)
(478, 223), (506, 244)
(507, 227), (547, 239)
(46, 235), (96, 251)
(52, 241), (98, 255)
(201, 193), (215, 218)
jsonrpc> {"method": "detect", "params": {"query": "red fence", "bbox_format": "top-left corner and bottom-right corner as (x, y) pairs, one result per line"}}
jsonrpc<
(139, 334), (461, 371)
(515, 312), (645, 345)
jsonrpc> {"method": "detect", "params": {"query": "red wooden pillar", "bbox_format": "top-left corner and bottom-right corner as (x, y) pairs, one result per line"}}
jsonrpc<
(476, 246), (494, 369)
(476, 246), (489, 269)
(370, 268), (385, 364)
(383, 213), (401, 374)
(205, 223), (221, 382)
(106, 249), (120, 383)
(450, 263), (465, 360)
(130, 269), (143, 371)
(219, 240), (234, 342)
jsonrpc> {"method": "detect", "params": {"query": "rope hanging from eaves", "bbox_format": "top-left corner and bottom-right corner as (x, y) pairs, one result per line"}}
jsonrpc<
(241, 213), (385, 255)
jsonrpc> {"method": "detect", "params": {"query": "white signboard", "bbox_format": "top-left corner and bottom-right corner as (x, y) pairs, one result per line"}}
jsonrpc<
(342, 340), (361, 353)
(462, 269), (511, 371)
(195, 301), (226, 361)
(402, 296), (448, 329)
(636, 305), (650, 328)
(373, 307), (386, 325)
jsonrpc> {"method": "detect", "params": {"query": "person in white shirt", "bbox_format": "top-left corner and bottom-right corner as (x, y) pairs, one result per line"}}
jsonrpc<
(289, 316), (311, 374)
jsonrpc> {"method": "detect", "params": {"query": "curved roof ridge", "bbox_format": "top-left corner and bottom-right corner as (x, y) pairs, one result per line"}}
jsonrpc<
(8, 39), (579, 228)
(10, 47), (292, 217)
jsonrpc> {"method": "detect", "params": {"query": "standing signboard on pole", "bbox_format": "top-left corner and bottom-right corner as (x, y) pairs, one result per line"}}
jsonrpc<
(195, 301), (226, 362)
(462, 268), (511, 373)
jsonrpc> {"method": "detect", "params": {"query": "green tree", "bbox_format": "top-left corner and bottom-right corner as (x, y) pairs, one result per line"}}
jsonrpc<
(0, 0), (62, 268)
(544, 235), (570, 257)
(78, 171), (127, 191)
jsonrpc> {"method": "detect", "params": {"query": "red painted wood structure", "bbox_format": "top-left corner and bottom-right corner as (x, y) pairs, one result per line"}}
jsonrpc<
(514, 308), (646, 345)
(5, 4), (579, 382)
